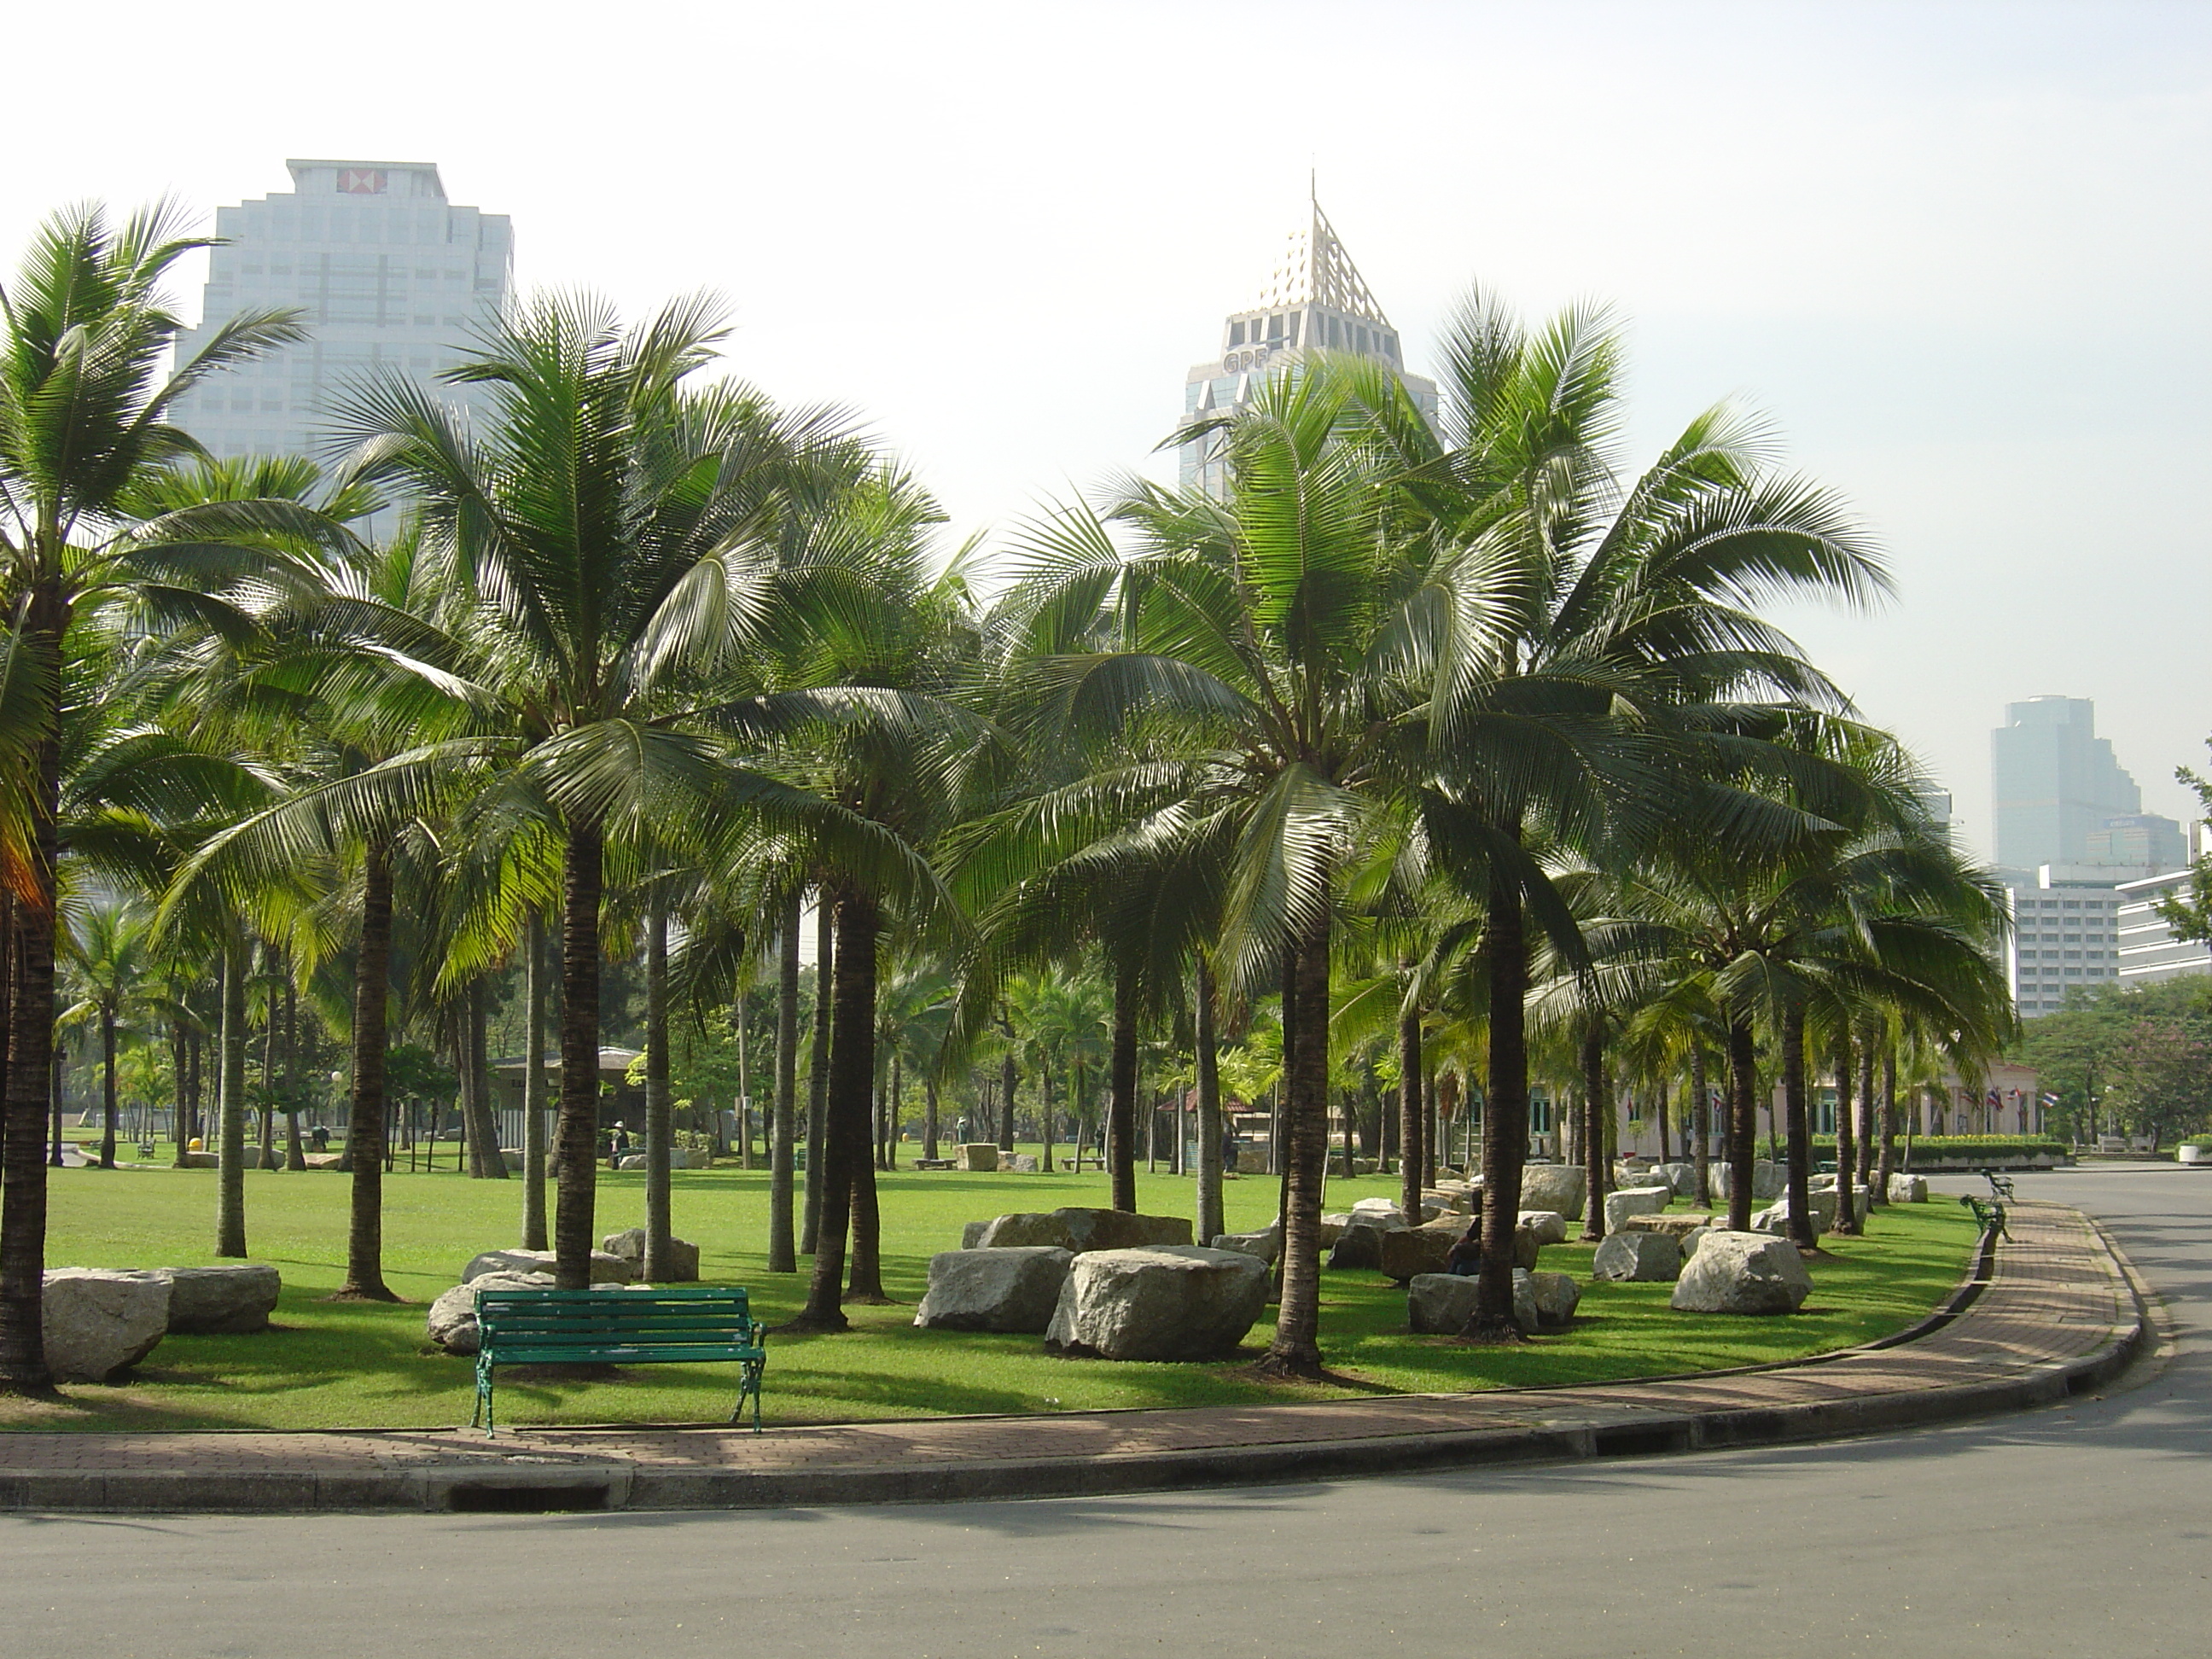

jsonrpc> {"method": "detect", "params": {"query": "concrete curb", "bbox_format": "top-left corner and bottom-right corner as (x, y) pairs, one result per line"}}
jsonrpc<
(0, 1211), (2146, 1516)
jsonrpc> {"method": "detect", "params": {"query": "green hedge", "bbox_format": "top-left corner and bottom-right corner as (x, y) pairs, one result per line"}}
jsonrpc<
(1767, 1136), (2069, 1164)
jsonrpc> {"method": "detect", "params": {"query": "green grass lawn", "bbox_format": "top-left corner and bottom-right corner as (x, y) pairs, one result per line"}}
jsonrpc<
(1, 1144), (1979, 1435)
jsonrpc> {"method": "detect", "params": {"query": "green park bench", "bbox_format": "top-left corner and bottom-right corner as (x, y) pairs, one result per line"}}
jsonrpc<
(472, 1284), (766, 1439)
(1959, 1194), (2009, 1240)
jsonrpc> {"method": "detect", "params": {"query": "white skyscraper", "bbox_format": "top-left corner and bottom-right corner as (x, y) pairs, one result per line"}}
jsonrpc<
(168, 160), (513, 463)
(1179, 196), (1437, 496)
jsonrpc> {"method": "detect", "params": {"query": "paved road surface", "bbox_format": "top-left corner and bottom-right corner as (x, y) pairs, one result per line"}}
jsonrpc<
(5, 1167), (2203, 1659)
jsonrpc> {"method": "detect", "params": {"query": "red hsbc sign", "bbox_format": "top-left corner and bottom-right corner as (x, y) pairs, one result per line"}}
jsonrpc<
(338, 169), (387, 195)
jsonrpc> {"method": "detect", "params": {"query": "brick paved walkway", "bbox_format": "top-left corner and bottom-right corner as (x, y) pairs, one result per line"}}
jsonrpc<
(0, 1200), (2141, 1511)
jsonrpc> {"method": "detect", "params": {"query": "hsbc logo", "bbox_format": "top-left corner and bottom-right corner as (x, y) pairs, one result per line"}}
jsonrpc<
(338, 169), (387, 195)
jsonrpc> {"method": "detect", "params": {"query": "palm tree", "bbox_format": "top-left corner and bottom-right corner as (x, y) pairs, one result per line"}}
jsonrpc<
(984, 366), (1437, 1376)
(1336, 290), (1891, 1334)
(0, 201), (320, 1388)
(59, 900), (160, 1168)
(323, 291), (895, 1290)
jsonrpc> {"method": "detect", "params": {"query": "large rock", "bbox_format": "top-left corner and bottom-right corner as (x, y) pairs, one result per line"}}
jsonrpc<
(955, 1144), (999, 1173)
(1517, 1164), (1586, 1220)
(1209, 1222), (1282, 1266)
(1318, 1214), (1351, 1249)
(1378, 1216), (1470, 1282)
(1751, 1189), (1836, 1237)
(1044, 1246), (1269, 1360)
(961, 1220), (991, 1249)
(1327, 1221), (1387, 1272)
(1348, 1197), (1412, 1231)
(913, 1247), (1072, 1333)
(153, 1264), (282, 1334)
(1007, 1154), (1040, 1173)
(1621, 1212), (1715, 1239)
(1655, 1161), (1697, 1198)
(602, 1229), (701, 1282)
(1889, 1173), (1929, 1203)
(1670, 1230), (1812, 1314)
(42, 1268), (171, 1382)
(1518, 1210), (1569, 1247)
(1592, 1230), (1683, 1283)
(463, 1249), (636, 1286)
(1512, 1268), (1581, 1333)
(1427, 1185), (1476, 1214)
(1408, 1272), (1480, 1334)
(1602, 1185), (1674, 1236)
(428, 1271), (556, 1354)
(975, 1208), (1193, 1254)
(1751, 1161), (1785, 1202)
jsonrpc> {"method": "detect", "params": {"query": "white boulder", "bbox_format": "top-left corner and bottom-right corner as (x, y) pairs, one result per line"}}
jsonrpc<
(1889, 1173), (1929, 1203)
(1670, 1230), (1812, 1315)
(1209, 1223), (1282, 1266)
(602, 1229), (701, 1282)
(913, 1247), (1072, 1333)
(428, 1270), (555, 1355)
(1751, 1161), (1785, 1202)
(1517, 1164), (1586, 1220)
(1408, 1272), (1480, 1334)
(42, 1268), (172, 1382)
(1044, 1246), (1269, 1360)
(1603, 1185), (1674, 1236)
(1518, 1210), (1569, 1247)
(1592, 1230), (1683, 1283)
(1516, 1268), (1581, 1332)
(152, 1264), (282, 1334)
(976, 1208), (1193, 1254)
(1348, 1197), (1412, 1231)
(463, 1248), (636, 1285)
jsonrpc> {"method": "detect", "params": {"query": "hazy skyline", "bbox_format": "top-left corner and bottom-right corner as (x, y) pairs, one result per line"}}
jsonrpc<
(10, 0), (2207, 858)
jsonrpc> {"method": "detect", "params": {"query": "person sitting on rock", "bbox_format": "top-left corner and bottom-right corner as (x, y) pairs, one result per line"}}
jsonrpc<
(1447, 1219), (1482, 1277)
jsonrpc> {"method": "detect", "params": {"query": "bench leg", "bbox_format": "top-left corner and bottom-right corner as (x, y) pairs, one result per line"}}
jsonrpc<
(476, 1359), (495, 1440)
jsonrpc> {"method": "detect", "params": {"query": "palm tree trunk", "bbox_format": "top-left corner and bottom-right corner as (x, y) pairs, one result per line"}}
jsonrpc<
(257, 990), (282, 1173)
(336, 839), (398, 1299)
(1725, 1016), (1758, 1231)
(1106, 963), (1138, 1212)
(847, 1152), (888, 1302)
(767, 894), (800, 1272)
(1691, 1045), (1713, 1208)
(794, 891), (877, 1330)
(998, 1049), (1016, 1155)
(1398, 1003), (1423, 1226)
(1832, 1030), (1860, 1236)
(1468, 870), (1529, 1340)
(553, 824), (604, 1290)
(282, 975), (307, 1173)
(924, 1078), (940, 1163)
(1856, 1035), (1879, 1205)
(1265, 913), (1332, 1376)
(1781, 1002), (1815, 1250)
(170, 1013), (192, 1169)
(800, 897), (832, 1255)
(1874, 1045), (1901, 1202)
(521, 911), (550, 1250)
(215, 940), (249, 1258)
(1581, 1027), (1609, 1242)
(1656, 1080), (1672, 1165)
(463, 980), (504, 1179)
(1195, 958), (1225, 1244)
(0, 661), (61, 1394)
(99, 1010), (119, 1169)
(643, 898), (673, 1280)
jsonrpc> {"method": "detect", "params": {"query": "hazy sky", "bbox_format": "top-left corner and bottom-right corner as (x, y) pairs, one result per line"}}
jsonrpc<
(10, 0), (2208, 858)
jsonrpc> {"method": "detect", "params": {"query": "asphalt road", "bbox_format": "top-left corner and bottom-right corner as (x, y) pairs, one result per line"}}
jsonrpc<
(4, 1167), (2204, 1659)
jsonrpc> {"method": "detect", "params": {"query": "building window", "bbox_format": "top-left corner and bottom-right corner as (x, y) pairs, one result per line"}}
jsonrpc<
(1229, 320), (1245, 346)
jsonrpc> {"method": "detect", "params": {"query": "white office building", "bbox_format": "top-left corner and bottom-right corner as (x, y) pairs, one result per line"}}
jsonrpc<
(168, 160), (513, 464)
(1179, 196), (1437, 496)
(2115, 830), (2212, 989)
(2007, 870), (2129, 1016)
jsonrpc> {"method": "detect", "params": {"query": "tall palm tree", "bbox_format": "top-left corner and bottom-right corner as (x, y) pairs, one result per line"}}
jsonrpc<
(323, 291), (896, 1289)
(59, 900), (160, 1169)
(0, 201), (320, 1389)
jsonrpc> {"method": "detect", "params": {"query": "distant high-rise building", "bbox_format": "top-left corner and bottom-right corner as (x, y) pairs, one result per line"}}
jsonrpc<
(1179, 195), (1436, 497)
(2005, 872), (2127, 1017)
(1989, 696), (2142, 874)
(168, 160), (512, 464)
(2085, 812), (2188, 870)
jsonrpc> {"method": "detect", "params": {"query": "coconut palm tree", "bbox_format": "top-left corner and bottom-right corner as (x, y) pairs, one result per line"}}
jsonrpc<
(59, 900), (161, 1169)
(0, 201), (329, 1388)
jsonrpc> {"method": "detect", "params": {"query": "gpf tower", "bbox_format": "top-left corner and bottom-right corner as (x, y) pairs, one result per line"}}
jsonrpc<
(168, 159), (513, 463)
(1179, 195), (1437, 496)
